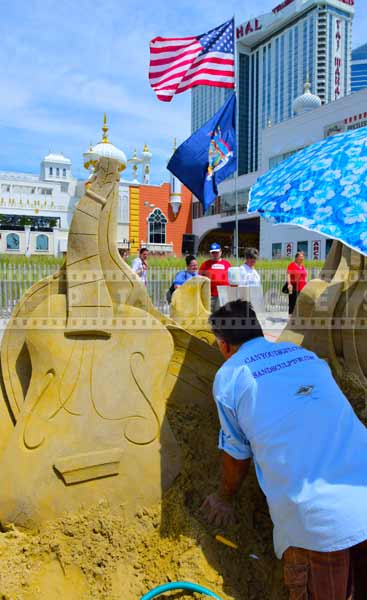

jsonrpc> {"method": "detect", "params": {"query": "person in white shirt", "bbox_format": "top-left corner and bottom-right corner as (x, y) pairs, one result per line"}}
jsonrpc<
(131, 247), (149, 286)
(239, 247), (261, 287)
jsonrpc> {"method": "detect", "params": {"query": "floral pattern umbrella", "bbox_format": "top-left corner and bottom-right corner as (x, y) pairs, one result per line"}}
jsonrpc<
(248, 126), (367, 256)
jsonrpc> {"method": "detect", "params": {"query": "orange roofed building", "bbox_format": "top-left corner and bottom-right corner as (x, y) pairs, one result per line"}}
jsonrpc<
(129, 181), (192, 256)
(84, 122), (193, 257)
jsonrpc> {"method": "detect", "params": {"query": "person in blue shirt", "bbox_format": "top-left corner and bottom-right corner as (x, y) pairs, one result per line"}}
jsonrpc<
(202, 299), (367, 599)
(173, 254), (198, 289)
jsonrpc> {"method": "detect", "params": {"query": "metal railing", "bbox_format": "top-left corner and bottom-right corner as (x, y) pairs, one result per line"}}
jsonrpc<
(0, 264), (321, 318)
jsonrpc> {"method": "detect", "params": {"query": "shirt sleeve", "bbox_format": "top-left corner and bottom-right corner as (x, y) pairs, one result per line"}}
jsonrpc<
(217, 401), (253, 460)
(131, 258), (141, 273)
(173, 271), (185, 286)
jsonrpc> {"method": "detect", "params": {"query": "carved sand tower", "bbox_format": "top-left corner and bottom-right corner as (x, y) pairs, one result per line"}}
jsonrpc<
(0, 120), (220, 529)
(281, 241), (367, 418)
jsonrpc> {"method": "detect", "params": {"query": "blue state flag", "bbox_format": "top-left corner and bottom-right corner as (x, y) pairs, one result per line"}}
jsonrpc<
(167, 93), (237, 213)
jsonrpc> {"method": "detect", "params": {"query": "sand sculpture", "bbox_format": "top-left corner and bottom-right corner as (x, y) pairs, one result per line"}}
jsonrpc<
(0, 149), (220, 530)
(280, 241), (367, 419)
(1, 129), (364, 598)
(0, 140), (286, 599)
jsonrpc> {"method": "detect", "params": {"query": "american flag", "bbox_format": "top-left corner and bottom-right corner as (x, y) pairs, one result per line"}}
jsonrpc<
(149, 18), (235, 102)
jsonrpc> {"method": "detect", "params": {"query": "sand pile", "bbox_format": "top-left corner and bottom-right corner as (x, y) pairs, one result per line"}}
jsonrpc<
(0, 399), (286, 600)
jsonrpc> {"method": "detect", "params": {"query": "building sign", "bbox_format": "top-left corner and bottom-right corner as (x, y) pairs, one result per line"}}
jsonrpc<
(334, 19), (342, 99)
(285, 242), (293, 257)
(324, 112), (367, 137)
(312, 240), (321, 260)
(236, 19), (262, 39)
(272, 0), (296, 14)
(337, 0), (354, 5)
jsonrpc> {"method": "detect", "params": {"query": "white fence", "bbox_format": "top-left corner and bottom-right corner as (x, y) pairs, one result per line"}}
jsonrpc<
(0, 263), (321, 317)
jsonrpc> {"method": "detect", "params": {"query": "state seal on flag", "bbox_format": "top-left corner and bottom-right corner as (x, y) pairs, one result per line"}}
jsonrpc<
(207, 126), (234, 180)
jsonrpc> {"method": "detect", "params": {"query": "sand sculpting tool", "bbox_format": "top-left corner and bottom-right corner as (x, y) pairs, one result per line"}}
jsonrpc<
(140, 581), (223, 599)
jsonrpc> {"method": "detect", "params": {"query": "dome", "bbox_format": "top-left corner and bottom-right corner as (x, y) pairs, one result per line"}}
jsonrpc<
(43, 153), (71, 164)
(293, 80), (322, 115)
(141, 143), (152, 161)
(352, 43), (367, 62)
(91, 141), (127, 170)
(83, 115), (127, 172)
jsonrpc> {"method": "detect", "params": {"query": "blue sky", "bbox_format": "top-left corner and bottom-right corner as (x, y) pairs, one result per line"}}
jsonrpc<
(0, 0), (365, 184)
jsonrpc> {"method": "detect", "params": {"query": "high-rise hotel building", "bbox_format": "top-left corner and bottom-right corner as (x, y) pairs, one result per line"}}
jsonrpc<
(352, 43), (367, 93)
(191, 0), (354, 175)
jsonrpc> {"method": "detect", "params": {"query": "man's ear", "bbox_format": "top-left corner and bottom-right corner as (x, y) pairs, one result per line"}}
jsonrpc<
(217, 337), (232, 359)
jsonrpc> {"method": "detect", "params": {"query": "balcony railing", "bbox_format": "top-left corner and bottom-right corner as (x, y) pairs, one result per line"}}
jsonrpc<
(143, 242), (174, 254)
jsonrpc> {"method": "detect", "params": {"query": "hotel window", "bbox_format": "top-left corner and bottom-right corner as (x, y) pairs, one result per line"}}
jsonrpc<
(63, 168), (66, 177)
(272, 243), (282, 258)
(148, 208), (167, 244)
(56, 168), (60, 176)
(49, 167), (53, 176)
(36, 234), (49, 252)
(297, 241), (308, 258)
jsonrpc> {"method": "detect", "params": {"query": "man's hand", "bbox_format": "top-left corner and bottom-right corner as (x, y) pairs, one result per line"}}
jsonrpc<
(201, 493), (235, 527)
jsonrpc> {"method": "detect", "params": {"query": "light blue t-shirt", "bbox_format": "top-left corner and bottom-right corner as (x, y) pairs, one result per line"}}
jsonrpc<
(213, 337), (367, 559)
(173, 270), (197, 286)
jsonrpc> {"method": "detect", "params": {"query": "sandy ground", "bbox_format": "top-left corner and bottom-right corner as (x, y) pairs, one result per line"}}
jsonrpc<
(0, 312), (288, 599)
(0, 384), (288, 600)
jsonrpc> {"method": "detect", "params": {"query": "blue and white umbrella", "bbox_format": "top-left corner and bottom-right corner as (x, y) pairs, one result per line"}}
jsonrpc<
(248, 126), (367, 256)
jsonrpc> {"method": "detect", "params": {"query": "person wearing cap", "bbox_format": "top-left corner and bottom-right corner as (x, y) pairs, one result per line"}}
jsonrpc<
(199, 243), (231, 312)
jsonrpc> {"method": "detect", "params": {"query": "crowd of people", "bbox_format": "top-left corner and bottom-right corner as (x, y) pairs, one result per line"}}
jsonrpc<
(122, 243), (308, 316)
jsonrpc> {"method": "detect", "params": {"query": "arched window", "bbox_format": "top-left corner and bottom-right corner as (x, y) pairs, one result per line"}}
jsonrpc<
(56, 167), (60, 177)
(49, 167), (53, 176)
(36, 234), (49, 251)
(6, 233), (20, 251)
(62, 168), (66, 177)
(148, 208), (167, 244)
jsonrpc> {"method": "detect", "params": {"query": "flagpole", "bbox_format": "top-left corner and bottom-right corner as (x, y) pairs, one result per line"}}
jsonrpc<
(233, 14), (239, 264)
(234, 167), (239, 263)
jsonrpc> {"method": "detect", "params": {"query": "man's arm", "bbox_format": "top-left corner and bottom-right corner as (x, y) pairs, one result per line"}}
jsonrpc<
(202, 367), (255, 526)
(219, 452), (251, 499)
(201, 452), (251, 526)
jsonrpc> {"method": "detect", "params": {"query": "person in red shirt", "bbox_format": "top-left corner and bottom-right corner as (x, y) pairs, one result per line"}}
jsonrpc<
(286, 251), (308, 315)
(199, 242), (231, 312)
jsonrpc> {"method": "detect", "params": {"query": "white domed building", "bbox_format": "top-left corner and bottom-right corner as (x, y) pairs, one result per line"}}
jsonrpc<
(293, 80), (322, 116)
(0, 151), (78, 256)
(0, 115), (193, 259)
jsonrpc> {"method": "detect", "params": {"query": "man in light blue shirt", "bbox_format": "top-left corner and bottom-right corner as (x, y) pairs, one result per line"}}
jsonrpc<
(202, 299), (367, 599)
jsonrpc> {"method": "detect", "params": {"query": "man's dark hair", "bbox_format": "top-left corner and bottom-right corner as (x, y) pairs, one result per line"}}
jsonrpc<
(245, 247), (259, 260)
(295, 251), (304, 259)
(139, 247), (149, 255)
(209, 300), (263, 346)
(185, 254), (196, 266)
